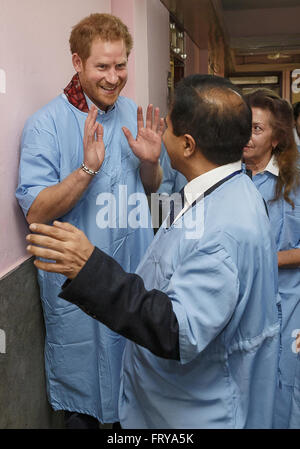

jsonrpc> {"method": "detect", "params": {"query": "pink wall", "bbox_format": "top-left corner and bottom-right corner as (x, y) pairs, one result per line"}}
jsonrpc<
(146, 0), (170, 118)
(0, 0), (171, 279)
(0, 0), (111, 278)
(133, 0), (150, 112)
(111, 0), (136, 101)
(112, 0), (149, 109)
(112, 0), (170, 115)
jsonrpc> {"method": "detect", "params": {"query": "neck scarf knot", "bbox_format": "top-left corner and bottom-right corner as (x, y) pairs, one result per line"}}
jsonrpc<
(64, 73), (89, 112)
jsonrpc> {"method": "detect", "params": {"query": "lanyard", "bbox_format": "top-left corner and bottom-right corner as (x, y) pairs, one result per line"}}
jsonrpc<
(169, 170), (243, 227)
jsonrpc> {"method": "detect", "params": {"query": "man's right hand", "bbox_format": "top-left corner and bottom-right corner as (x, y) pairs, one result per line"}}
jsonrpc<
(26, 221), (95, 279)
(26, 106), (105, 225)
(83, 106), (105, 172)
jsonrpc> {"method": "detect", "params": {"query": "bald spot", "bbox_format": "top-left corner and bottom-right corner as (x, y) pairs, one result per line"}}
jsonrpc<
(200, 86), (245, 114)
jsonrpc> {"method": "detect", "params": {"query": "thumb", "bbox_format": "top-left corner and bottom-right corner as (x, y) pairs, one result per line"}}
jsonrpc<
(122, 127), (135, 146)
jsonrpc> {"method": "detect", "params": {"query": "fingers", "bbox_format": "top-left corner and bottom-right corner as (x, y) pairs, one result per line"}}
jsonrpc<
(122, 127), (135, 146)
(27, 243), (63, 262)
(87, 105), (98, 123)
(96, 123), (104, 142)
(88, 121), (100, 145)
(52, 221), (79, 233)
(145, 105), (161, 132)
(33, 259), (67, 275)
(27, 222), (93, 280)
(158, 117), (165, 137)
(33, 257), (78, 279)
(26, 233), (64, 253)
(137, 106), (144, 131)
(84, 106), (99, 145)
(27, 221), (79, 254)
(84, 106), (98, 135)
(146, 104), (153, 129)
(26, 223), (77, 266)
(28, 222), (75, 242)
(152, 107), (160, 131)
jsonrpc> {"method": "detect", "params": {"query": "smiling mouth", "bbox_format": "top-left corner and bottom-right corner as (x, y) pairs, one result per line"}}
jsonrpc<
(99, 85), (118, 93)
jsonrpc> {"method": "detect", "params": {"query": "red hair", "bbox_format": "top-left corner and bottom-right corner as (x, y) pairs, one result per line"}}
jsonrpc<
(69, 13), (133, 62)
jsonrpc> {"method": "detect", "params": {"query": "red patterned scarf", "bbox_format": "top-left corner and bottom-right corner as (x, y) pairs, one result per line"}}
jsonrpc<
(64, 73), (89, 112)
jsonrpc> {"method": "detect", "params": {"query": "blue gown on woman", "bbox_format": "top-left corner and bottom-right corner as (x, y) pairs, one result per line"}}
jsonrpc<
(252, 156), (300, 429)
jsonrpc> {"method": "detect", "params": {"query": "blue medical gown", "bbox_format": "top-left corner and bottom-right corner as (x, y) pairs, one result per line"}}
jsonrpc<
(119, 173), (280, 429)
(16, 94), (153, 422)
(158, 144), (187, 194)
(253, 172), (300, 429)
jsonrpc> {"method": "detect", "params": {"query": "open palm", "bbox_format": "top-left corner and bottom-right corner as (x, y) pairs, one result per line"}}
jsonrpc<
(83, 106), (105, 171)
(123, 105), (165, 163)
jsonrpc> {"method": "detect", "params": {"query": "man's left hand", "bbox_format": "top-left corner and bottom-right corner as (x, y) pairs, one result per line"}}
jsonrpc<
(122, 104), (165, 164)
(26, 221), (94, 279)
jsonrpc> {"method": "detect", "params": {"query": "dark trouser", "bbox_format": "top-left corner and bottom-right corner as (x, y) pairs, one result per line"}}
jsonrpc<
(64, 411), (121, 429)
(64, 411), (99, 429)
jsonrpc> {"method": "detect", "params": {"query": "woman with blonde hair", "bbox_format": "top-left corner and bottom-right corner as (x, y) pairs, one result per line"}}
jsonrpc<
(243, 88), (300, 429)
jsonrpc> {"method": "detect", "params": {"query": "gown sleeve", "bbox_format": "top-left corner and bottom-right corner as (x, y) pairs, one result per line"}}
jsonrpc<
(16, 121), (60, 217)
(165, 242), (240, 364)
(59, 236), (240, 365)
(59, 247), (180, 360)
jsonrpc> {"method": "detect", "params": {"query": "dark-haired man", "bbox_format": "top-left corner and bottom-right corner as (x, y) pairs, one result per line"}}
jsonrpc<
(16, 13), (163, 428)
(26, 75), (280, 428)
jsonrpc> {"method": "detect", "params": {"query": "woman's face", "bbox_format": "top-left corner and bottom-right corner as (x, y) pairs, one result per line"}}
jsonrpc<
(243, 107), (278, 164)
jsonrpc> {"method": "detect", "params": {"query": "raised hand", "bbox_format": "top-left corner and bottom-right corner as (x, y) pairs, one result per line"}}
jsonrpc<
(26, 221), (95, 279)
(122, 104), (165, 164)
(83, 106), (105, 172)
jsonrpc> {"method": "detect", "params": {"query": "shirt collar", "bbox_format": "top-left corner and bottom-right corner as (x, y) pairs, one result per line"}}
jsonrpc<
(183, 160), (242, 207)
(257, 155), (279, 177)
(294, 128), (300, 146)
(84, 93), (115, 115)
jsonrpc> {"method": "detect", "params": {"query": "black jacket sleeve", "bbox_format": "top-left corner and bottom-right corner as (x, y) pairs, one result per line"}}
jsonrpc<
(59, 247), (180, 360)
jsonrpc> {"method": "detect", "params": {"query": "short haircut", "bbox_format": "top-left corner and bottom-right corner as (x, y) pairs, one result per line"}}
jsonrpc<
(293, 101), (300, 121)
(69, 13), (133, 62)
(170, 74), (252, 165)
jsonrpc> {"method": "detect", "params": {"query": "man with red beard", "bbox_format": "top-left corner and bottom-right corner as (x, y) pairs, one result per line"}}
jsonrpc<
(16, 13), (163, 428)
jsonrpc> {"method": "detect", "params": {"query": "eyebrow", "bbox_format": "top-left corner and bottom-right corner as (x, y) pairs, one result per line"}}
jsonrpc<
(95, 59), (127, 66)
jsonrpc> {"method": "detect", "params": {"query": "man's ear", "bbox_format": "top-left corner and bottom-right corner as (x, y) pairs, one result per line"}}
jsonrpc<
(183, 134), (196, 157)
(72, 53), (83, 73)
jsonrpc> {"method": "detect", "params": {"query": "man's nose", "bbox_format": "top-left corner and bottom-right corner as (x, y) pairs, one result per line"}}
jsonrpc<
(105, 68), (118, 85)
